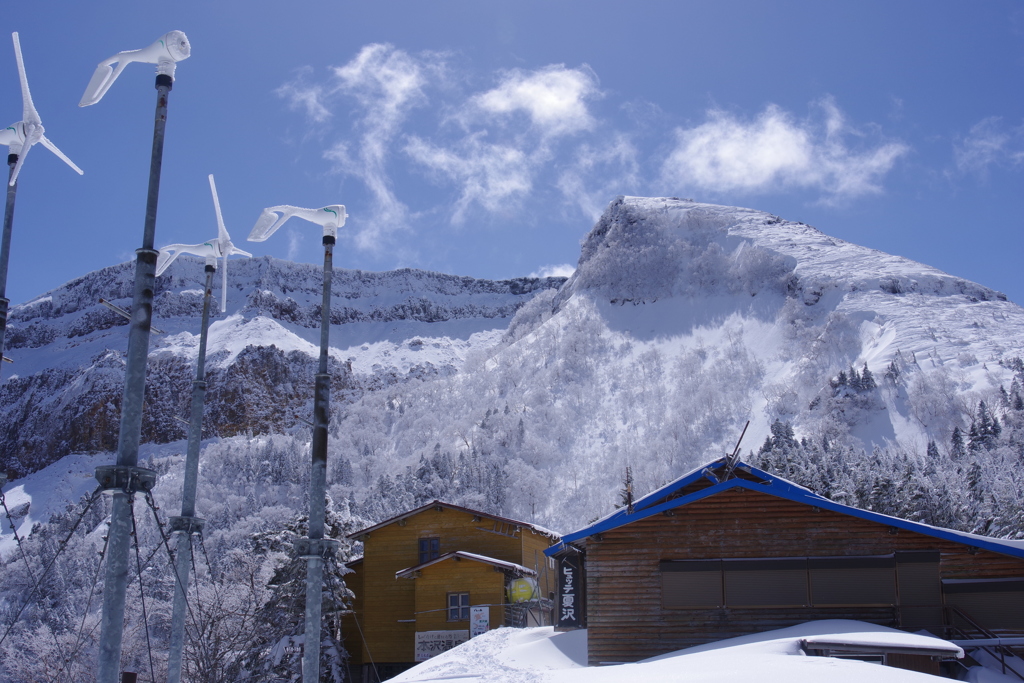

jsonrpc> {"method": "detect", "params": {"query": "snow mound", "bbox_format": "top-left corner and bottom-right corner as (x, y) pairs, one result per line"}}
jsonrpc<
(393, 621), (961, 683)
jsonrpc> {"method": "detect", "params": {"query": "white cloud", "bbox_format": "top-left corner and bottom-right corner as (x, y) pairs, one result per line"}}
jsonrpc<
(405, 134), (532, 223)
(328, 44), (436, 250)
(280, 44), (443, 251)
(661, 100), (908, 200)
(471, 65), (600, 138)
(954, 117), (1024, 176)
(276, 68), (331, 124)
(557, 135), (640, 220)
(405, 64), (603, 224)
(530, 264), (576, 278)
(286, 227), (303, 261)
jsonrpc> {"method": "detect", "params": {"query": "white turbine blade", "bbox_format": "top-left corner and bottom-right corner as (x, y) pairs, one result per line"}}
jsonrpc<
(221, 255), (228, 313)
(156, 245), (184, 277)
(208, 174), (229, 244)
(9, 141), (31, 185)
(230, 245), (253, 258)
(248, 207), (290, 242)
(39, 136), (84, 175)
(79, 56), (130, 107)
(79, 32), (190, 107)
(156, 241), (219, 276)
(11, 33), (39, 125)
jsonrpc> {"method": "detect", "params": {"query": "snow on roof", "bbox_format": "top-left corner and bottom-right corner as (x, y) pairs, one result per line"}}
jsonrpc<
(395, 550), (536, 579)
(800, 632), (963, 657)
(348, 499), (561, 542)
(389, 620), (964, 683)
(547, 458), (1024, 561)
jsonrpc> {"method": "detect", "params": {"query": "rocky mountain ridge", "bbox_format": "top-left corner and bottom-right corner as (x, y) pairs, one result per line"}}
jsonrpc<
(0, 257), (564, 479)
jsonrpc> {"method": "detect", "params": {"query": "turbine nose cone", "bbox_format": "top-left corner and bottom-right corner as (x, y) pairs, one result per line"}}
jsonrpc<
(164, 30), (191, 62)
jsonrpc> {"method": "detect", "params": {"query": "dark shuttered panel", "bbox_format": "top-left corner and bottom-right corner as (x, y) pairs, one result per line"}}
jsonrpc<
(660, 560), (722, 608)
(809, 556), (896, 606)
(896, 551), (942, 630)
(943, 579), (1024, 630)
(723, 558), (808, 607)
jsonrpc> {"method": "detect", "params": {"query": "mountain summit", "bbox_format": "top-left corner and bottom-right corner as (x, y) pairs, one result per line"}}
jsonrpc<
(3, 197), (1023, 531)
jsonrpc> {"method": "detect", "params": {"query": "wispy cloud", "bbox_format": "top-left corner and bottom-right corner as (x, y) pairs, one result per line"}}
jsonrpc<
(276, 66), (331, 124)
(405, 134), (531, 223)
(530, 264), (576, 278)
(279, 48), (908, 249)
(406, 64), (603, 223)
(286, 227), (303, 260)
(278, 44), (442, 250)
(954, 117), (1024, 176)
(328, 44), (437, 250)
(660, 99), (908, 201)
(557, 134), (640, 221)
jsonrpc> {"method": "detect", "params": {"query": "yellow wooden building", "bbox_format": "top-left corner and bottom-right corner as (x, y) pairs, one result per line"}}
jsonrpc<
(341, 501), (560, 682)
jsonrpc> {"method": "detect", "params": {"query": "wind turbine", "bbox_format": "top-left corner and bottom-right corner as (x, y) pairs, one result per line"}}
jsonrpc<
(160, 174), (249, 683)
(249, 202), (347, 683)
(80, 31), (191, 683)
(157, 175), (252, 312)
(0, 32), (84, 379)
(79, 31), (191, 107)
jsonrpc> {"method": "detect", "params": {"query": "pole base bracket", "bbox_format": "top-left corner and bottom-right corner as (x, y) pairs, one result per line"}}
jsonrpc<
(94, 465), (158, 493)
(294, 537), (340, 560)
(169, 516), (206, 535)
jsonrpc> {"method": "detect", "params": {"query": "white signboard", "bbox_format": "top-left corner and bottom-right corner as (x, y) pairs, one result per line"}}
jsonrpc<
(415, 630), (469, 662)
(470, 606), (489, 637)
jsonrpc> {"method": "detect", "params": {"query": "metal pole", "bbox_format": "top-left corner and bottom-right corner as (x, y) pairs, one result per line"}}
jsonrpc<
(97, 73), (172, 683)
(301, 234), (335, 682)
(166, 263), (214, 683)
(0, 154), (19, 380)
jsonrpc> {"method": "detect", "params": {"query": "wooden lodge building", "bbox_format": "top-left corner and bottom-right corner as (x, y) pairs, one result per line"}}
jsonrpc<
(341, 501), (560, 682)
(546, 457), (1024, 675)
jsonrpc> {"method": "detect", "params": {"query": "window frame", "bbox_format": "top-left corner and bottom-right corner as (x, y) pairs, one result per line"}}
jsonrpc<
(447, 591), (470, 621)
(419, 537), (440, 565)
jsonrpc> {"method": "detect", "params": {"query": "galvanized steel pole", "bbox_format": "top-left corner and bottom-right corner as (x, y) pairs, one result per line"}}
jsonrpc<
(166, 263), (214, 683)
(0, 155), (19, 380)
(96, 73), (172, 683)
(301, 234), (335, 682)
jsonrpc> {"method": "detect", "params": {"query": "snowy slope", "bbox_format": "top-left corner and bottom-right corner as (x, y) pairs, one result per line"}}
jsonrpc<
(549, 197), (1024, 452)
(391, 621), (977, 683)
(4, 197), (1024, 534)
(0, 257), (564, 479)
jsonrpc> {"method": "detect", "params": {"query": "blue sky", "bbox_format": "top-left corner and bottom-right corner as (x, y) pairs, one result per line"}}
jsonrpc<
(3, 0), (1023, 307)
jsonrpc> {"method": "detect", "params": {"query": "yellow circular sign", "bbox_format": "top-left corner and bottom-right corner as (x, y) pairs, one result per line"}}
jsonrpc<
(507, 577), (538, 603)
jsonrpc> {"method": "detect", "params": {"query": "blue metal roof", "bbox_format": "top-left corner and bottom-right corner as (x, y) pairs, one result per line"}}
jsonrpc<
(545, 459), (1024, 561)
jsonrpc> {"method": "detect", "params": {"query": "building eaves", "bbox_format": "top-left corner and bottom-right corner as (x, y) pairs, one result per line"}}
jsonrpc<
(395, 550), (537, 579)
(347, 500), (561, 541)
(545, 466), (1024, 561)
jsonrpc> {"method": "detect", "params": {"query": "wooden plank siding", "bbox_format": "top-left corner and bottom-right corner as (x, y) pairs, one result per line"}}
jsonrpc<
(339, 560), (364, 666)
(409, 560), (508, 633)
(584, 487), (1024, 666)
(352, 506), (547, 666)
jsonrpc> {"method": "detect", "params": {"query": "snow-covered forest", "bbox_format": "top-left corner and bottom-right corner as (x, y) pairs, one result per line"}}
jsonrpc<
(3, 197), (1024, 680)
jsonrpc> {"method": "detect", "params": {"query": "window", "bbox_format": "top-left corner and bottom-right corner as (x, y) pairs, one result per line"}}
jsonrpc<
(724, 558), (808, 607)
(809, 556), (895, 605)
(419, 537), (439, 564)
(661, 560), (723, 608)
(447, 592), (470, 621)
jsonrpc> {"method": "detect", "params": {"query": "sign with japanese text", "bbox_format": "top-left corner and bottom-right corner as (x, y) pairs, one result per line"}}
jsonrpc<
(557, 553), (584, 629)
(415, 630), (469, 662)
(470, 606), (489, 637)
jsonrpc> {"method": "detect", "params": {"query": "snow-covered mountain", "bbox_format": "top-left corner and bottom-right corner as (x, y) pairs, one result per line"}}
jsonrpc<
(0, 258), (564, 479)
(5, 196), (1024, 681)
(5, 197), (1024, 523)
